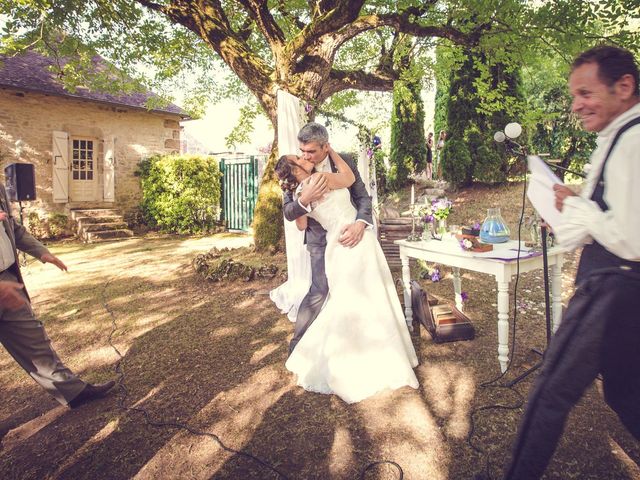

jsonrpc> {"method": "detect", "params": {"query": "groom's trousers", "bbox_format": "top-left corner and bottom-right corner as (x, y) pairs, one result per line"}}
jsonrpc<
(503, 269), (640, 480)
(0, 269), (86, 406)
(289, 246), (328, 355)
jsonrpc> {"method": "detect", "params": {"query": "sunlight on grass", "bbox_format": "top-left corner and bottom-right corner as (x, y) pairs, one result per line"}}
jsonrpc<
(608, 436), (640, 478)
(133, 365), (290, 480)
(210, 326), (241, 338)
(328, 426), (354, 477)
(2, 405), (67, 452)
(249, 342), (280, 365)
(356, 393), (448, 479)
(50, 418), (120, 478)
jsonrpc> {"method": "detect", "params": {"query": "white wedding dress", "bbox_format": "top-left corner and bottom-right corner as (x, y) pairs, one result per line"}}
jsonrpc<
(285, 188), (419, 403)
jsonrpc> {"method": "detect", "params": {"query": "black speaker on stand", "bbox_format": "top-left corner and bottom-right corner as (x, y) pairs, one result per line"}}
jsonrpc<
(5, 163), (36, 203)
(4, 163), (36, 266)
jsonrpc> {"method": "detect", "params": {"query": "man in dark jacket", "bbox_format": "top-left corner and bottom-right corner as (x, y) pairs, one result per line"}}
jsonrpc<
(0, 184), (114, 411)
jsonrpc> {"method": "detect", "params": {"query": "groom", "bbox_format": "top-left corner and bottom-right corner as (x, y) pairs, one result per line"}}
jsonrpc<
(282, 122), (373, 355)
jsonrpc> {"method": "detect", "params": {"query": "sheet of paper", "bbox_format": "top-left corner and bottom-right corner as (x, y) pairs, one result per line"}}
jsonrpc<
(528, 155), (563, 188)
(526, 155), (564, 231)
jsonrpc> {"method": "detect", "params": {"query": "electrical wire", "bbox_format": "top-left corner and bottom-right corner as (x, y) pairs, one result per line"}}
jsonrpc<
(467, 173), (535, 479)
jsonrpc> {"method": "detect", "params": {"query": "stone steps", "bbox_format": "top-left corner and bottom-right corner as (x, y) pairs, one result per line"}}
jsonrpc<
(69, 209), (121, 220)
(84, 229), (134, 243)
(70, 208), (134, 243)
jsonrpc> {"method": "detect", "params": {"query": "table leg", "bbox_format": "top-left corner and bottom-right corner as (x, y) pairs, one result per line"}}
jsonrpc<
(453, 267), (463, 312)
(551, 256), (563, 333)
(497, 280), (510, 373)
(400, 252), (413, 331)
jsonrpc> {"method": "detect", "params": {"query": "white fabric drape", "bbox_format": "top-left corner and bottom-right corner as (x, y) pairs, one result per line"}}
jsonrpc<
(357, 147), (378, 235)
(269, 90), (311, 321)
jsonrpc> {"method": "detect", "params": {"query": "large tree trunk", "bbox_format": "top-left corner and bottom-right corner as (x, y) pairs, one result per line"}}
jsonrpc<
(253, 134), (285, 252)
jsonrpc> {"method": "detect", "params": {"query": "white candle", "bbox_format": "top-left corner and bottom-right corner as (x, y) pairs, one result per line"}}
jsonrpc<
(411, 185), (415, 204)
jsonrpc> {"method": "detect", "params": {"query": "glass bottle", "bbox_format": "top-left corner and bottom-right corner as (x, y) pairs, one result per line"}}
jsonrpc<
(480, 207), (510, 243)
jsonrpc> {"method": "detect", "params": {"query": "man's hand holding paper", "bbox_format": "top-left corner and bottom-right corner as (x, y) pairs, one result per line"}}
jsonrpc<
(526, 155), (565, 230)
(553, 184), (577, 211)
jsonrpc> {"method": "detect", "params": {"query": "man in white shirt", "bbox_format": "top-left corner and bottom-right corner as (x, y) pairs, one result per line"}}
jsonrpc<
(504, 46), (640, 480)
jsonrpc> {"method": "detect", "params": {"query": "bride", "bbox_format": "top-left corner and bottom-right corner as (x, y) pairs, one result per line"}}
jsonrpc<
(275, 147), (419, 404)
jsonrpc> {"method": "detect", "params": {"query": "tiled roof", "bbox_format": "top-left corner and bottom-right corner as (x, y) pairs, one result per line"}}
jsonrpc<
(0, 50), (190, 119)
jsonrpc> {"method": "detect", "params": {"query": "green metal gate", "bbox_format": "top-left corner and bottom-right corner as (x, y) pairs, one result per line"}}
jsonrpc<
(219, 156), (260, 232)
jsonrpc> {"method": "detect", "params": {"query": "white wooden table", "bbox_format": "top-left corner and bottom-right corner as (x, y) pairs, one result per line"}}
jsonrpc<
(395, 238), (565, 372)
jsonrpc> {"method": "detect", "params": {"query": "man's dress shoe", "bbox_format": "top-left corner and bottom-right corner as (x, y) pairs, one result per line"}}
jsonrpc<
(68, 381), (116, 409)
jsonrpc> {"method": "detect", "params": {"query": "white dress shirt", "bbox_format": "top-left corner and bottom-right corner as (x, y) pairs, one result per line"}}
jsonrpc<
(0, 220), (16, 271)
(555, 102), (640, 261)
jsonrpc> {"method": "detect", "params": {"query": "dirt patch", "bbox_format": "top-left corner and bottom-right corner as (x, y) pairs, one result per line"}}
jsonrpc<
(0, 187), (638, 480)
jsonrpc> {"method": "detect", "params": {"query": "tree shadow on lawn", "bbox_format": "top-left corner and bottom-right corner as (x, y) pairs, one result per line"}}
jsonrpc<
(0, 267), (466, 480)
(0, 267), (292, 479)
(1, 237), (638, 480)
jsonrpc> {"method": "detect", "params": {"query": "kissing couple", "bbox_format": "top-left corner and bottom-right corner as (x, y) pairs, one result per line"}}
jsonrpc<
(275, 122), (419, 404)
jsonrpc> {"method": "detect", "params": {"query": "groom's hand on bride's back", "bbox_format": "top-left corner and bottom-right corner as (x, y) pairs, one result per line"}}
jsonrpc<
(299, 175), (328, 207)
(339, 222), (366, 248)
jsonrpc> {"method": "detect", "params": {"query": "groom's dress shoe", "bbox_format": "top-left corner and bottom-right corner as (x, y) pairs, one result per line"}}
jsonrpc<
(68, 381), (115, 409)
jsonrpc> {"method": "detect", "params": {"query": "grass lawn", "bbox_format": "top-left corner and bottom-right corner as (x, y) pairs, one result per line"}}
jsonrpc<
(0, 183), (638, 480)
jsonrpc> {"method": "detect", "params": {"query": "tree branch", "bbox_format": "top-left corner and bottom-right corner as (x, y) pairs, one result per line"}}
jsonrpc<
(235, 0), (286, 49)
(135, 0), (275, 113)
(133, 0), (166, 14)
(318, 68), (396, 101)
(288, 0), (366, 55)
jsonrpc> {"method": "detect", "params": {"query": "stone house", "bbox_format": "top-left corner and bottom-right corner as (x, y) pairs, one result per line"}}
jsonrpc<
(0, 50), (189, 238)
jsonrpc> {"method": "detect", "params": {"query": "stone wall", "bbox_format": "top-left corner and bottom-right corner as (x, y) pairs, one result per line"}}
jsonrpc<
(0, 88), (183, 218)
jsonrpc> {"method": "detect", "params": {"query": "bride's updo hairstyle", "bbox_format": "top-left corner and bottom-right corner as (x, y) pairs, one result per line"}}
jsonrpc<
(275, 155), (300, 193)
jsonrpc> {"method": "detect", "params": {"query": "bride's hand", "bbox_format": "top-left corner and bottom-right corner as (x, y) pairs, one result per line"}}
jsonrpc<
(299, 174), (328, 207)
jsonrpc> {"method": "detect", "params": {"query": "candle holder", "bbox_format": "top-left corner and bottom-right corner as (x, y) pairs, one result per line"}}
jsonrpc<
(406, 203), (422, 241)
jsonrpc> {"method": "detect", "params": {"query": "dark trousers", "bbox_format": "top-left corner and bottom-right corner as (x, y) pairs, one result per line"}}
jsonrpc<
(504, 269), (640, 480)
(0, 270), (85, 405)
(289, 247), (329, 355)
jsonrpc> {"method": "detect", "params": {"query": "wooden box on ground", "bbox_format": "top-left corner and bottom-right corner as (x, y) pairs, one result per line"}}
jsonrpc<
(410, 280), (475, 343)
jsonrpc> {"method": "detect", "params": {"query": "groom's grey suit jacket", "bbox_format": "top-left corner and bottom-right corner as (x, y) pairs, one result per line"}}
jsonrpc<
(282, 153), (373, 250)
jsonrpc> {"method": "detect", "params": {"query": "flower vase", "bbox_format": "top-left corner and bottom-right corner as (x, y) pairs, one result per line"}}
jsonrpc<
(437, 218), (448, 235)
(421, 222), (432, 241)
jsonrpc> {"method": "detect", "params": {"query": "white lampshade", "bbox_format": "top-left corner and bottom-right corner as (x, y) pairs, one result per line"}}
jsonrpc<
(504, 122), (522, 139)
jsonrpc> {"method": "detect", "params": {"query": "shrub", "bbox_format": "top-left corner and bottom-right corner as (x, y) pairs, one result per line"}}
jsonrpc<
(441, 138), (472, 186)
(137, 154), (222, 234)
(48, 213), (69, 238)
(389, 69), (427, 190)
(27, 211), (70, 240)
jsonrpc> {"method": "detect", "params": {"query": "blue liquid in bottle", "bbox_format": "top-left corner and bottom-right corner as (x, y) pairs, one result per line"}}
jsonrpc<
(480, 208), (510, 244)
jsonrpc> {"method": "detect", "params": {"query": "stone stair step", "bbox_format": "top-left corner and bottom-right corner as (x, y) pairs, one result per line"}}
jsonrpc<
(70, 209), (121, 221)
(80, 222), (129, 233)
(76, 215), (124, 226)
(69, 207), (134, 243)
(84, 229), (134, 243)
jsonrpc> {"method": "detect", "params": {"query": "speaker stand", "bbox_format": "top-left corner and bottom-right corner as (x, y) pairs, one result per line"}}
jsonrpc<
(17, 200), (28, 267)
(506, 225), (552, 387)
